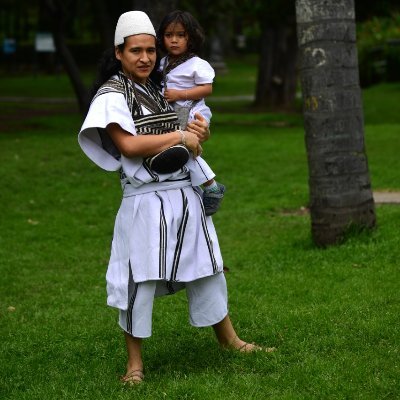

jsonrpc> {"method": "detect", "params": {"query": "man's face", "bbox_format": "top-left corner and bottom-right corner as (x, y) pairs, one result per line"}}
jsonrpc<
(116, 34), (156, 84)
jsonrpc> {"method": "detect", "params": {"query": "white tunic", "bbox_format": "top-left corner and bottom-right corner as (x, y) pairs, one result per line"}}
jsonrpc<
(78, 81), (224, 310)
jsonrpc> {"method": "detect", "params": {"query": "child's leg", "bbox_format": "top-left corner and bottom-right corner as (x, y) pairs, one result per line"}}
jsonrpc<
(186, 156), (215, 186)
(203, 179), (215, 187)
(185, 157), (225, 216)
(202, 181), (225, 216)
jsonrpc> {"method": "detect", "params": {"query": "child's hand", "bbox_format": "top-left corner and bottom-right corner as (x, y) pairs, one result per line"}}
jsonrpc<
(164, 88), (181, 103)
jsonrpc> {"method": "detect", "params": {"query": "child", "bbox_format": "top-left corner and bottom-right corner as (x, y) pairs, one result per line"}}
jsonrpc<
(157, 10), (225, 217)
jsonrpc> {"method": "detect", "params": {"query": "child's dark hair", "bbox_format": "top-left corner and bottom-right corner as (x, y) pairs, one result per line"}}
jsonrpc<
(157, 10), (205, 55)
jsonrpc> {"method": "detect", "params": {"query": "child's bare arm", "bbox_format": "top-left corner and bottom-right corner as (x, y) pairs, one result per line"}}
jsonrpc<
(164, 83), (212, 103)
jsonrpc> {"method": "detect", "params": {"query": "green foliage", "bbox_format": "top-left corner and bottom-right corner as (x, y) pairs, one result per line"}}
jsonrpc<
(355, 0), (400, 21)
(362, 82), (400, 125)
(0, 72), (400, 399)
(357, 13), (400, 86)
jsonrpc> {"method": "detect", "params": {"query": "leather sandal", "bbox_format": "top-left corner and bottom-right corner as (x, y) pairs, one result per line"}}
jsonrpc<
(120, 369), (144, 385)
(228, 335), (277, 353)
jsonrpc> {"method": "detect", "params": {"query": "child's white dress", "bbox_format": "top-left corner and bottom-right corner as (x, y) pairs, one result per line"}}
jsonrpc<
(159, 56), (216, 186)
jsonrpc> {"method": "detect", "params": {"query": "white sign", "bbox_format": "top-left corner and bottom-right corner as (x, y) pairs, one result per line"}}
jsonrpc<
(35, 33), (55, 52)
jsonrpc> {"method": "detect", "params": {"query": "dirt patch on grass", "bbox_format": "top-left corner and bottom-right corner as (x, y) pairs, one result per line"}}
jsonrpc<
(0, 101), (78, 133)
(373, 191), (400, 204)
(278, 192), (400, 216)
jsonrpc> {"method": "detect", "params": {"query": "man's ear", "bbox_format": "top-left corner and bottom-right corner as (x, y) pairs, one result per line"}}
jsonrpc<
(115, 47), (121, 61)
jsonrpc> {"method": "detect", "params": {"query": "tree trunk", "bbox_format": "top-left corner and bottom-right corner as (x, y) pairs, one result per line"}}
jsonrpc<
(132, 0), (178, 29)
(295, 0), (376, 246)
(255, 23), (298, 110)
(93, 0), (114, 49)
(43, 0), (90, 114)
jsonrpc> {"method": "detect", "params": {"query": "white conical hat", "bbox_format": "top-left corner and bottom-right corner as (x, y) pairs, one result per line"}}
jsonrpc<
(114, 11), (156, 46)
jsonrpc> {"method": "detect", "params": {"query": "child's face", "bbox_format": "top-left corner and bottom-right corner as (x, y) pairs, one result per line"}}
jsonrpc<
(163, 22), (188, 58)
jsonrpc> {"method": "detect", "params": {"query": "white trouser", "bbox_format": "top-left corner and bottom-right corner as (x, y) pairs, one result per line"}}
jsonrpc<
(119, 272), (228, 338)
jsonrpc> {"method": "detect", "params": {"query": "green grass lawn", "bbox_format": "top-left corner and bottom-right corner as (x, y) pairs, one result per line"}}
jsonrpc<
(0, 65), (399, 399)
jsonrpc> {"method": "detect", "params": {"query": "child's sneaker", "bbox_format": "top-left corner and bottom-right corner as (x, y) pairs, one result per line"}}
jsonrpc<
(203, 183), (225, 216)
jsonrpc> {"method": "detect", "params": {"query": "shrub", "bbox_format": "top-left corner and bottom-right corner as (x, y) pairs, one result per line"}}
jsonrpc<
(357, 13), (400, 86)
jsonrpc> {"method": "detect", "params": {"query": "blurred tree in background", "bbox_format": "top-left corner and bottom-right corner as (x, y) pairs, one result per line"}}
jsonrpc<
(40, 0), (90, 113)
(356, 12), (400, 86)
(236, 0), (298, 110)
(0, 0), (399, 113)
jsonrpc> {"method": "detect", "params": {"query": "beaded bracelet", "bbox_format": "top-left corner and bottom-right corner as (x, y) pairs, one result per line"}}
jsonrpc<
(178, 129), (186, 146)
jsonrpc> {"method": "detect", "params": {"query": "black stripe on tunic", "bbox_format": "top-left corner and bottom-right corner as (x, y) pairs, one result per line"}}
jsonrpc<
(126, 281), (139, 335)
(143, 162), (160, 182)
(134, 112), (178, 126)
(170, 189), (189, 281)
(166, 175), (191, 183)
(155, 192), (167, 279)
(194, 190), (219, 273)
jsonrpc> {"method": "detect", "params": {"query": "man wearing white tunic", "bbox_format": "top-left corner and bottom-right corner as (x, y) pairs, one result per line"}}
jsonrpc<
(78, 11), (274, 385)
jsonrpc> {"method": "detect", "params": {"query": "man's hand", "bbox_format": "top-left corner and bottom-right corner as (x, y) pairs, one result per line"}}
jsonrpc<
(186, 113), (210, 143)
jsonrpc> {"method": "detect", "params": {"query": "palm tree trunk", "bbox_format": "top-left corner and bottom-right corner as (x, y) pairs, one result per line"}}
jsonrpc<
(295, 0), (376, 246)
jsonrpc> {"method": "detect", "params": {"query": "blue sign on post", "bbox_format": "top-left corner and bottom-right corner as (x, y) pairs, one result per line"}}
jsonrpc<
(3, 38), (16, 54)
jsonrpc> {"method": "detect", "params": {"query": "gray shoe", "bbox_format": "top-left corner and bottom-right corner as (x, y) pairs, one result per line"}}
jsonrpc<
(203, 183), (225, 216)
